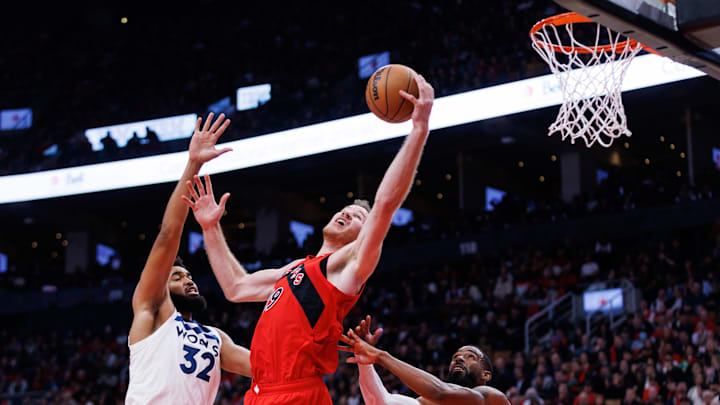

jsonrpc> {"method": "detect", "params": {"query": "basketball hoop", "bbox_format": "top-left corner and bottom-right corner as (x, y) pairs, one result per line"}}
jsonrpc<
(530, 12), (656, 148)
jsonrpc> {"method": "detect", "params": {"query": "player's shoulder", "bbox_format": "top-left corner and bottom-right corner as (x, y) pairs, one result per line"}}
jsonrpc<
(473, 386), (510, 405)
(211, 326), (228, 339)
(279, 258), (306, 275)
(195, 320), (222, 336)
(325, 242), (357, 271)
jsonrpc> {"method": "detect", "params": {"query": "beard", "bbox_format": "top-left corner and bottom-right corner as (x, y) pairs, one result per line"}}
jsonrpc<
(170, 292), (207, 313)
(447, 370), (479, 388)
(322, 223), (357, 246)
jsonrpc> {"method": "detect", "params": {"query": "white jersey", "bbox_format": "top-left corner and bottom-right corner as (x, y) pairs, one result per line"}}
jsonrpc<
(126, 311), (223, 405)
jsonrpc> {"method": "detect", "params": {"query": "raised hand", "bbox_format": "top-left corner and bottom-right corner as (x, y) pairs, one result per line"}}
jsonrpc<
(399, 74), (434, 129)
(181, 174), (230, 230)
(338, 325), (384, 365)
(353, 315), (383, 347)
(188, 112), (233, 164)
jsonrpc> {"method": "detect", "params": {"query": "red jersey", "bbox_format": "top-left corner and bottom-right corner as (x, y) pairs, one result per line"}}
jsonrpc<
(249, 253), (362, 384)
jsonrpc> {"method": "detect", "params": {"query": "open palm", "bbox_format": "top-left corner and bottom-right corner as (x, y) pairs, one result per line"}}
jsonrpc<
(339, 329), (383, 365)
(339, 316), (384, 365)
(188, 112), (233, 164)
(182, 174), (230, 230)
(354, 315), (383, 346)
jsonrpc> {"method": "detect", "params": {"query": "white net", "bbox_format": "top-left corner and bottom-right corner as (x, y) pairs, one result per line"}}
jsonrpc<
(531, 17), (643, 148)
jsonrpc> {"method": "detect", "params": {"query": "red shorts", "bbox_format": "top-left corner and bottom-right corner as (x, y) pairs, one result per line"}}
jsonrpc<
(243, 377), (332, 405)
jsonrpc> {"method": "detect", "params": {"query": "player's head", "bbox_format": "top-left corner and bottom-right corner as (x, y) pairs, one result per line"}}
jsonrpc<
(447, 345), (493, 388)
(168, 256), (207, 314)
(322, 199), (371, 246)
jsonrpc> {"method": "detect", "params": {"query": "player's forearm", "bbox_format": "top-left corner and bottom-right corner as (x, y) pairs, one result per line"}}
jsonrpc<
(218, 329), (252, 377)
(160, 160), (202, 234)
(201, 223), (248, 297)
(360, 365), (421, 405)
(376, 350), (452, 403)
(132, 160), (203, 310)
(359, 364), (392, 405)
(374, 125), (428, 211)
(224, 347), (252, 377)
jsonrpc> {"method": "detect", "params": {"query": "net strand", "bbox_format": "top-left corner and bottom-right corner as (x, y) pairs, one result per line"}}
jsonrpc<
(532, 21), (642, 148)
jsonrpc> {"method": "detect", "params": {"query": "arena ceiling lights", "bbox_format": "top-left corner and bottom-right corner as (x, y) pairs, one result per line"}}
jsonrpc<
(0, 54), (704, 204)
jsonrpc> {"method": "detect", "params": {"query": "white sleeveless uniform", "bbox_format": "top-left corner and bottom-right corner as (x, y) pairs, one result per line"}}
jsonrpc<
(126, 311), (223, 405)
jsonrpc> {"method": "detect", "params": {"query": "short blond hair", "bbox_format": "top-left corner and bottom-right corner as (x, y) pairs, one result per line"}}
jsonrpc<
(353, 199), (372, 213)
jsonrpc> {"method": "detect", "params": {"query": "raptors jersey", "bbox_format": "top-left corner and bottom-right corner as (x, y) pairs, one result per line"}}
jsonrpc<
(126, 311), (223, 405)
(250, 254), (362, 384)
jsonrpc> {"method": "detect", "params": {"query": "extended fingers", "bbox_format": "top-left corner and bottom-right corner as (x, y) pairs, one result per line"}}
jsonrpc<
(348, 329), (362, 340)
(339, 334), (354, 345)
(202, 112), (215, 132)
(185, 180), (200, 201)
(417, 74), (435, 99)
(194, 117), (202, 134)
(398, 90), (417, 104)
(365, 315), (373, 327)
(194, 175), (206, 197)
(218, 193), (231, 209)
(209, 113), (226, 133)
(373, 328), (384, 341)
(213, 119), (231, 140)
(181, 195), (196, 209)
(203, 174), (213, 196)
(424, 82), (435, 99)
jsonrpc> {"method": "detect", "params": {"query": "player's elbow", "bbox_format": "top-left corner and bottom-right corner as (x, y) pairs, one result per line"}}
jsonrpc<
(372, 197), (402, 222)
(223, 289), (240, 302)
(131, 289), (162, 313)
(224, 279), (263, 303)
(225, 291), (247, 303)
(156, 226), (182, 244)
(158, 221), (183, 236)
(222, 280), (246, 302)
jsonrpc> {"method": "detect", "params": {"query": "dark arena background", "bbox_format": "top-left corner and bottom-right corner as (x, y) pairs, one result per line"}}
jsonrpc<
(2, 1), (720, 404)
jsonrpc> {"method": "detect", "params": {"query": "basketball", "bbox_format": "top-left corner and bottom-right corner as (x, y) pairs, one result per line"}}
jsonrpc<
(365, 64), (419, 123)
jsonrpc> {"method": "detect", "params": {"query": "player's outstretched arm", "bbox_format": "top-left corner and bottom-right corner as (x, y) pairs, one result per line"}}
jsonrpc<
(183, 174), (302, 302)
(333, 75), (434, 294)
(358, 363), (421, 405)
(130, 113), (231, 343)
(345, 316), (420, 405)
(340, 326), (484, 405)
(216, 328), (251, 377)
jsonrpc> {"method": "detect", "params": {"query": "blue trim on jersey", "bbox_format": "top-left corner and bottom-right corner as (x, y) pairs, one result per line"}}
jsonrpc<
(174, 315), (220, 342)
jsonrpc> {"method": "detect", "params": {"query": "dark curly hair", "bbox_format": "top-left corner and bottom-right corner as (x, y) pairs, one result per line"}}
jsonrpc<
(173, 256), (186, 268)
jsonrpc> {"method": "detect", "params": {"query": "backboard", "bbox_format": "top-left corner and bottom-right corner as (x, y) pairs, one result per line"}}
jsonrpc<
(604, 0), (677, 31)
(555, 0), (720, 79)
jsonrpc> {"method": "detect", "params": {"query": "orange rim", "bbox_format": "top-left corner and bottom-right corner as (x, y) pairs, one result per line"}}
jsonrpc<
(530, 12), (660, 55)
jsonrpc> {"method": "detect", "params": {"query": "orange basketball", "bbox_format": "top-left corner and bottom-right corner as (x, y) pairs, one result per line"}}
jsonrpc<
(365, 64), (419, 123)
